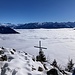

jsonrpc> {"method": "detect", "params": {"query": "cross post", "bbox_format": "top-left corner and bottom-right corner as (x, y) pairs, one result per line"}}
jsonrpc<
(34, 41), (47, 51)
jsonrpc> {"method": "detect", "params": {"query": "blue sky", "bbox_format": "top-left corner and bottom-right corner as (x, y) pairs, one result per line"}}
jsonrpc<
(0, 0), (75, 24)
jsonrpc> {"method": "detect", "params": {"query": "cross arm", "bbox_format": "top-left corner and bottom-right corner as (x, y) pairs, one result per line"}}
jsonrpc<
(34, 46), (47, 49)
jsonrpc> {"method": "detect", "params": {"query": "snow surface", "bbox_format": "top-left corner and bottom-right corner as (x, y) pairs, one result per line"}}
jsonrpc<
(0, 47), (43, 75)
(0, 47), (63, 75)
(0, 28), (75, 67)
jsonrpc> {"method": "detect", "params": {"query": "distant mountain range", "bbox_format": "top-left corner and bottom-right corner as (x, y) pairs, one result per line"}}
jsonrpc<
(1, 22), (75, 29)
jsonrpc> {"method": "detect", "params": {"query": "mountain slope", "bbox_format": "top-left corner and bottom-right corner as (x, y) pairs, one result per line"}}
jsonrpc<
(0, 26), (19, 34)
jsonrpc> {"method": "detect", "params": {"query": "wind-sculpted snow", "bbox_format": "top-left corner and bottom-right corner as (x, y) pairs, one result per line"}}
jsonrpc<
(0, 29), (75, 67)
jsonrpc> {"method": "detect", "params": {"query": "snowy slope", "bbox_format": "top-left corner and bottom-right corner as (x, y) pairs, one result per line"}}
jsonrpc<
(0, 47), (64, 75)
(0, 28), (75, 67)
(0, 47), (47, 75)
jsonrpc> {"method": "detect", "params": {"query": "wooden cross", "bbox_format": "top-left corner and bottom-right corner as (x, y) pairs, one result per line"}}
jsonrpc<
(34, 41), (47, 51)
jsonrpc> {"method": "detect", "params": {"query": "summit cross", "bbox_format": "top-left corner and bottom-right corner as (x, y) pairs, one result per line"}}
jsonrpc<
(34, 41), (47, 51)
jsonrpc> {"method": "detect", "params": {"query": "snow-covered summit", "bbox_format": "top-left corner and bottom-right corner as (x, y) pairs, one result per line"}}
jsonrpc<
(0, 47), (48, 75)
(0, 47), (64, 75)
